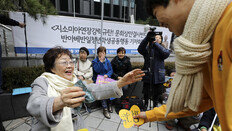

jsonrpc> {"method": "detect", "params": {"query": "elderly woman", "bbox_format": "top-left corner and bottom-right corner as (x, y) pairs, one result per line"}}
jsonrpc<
(111, 47), (132, 81)
(92, 46), (113, 119)
(27, 47), (144, 131)
(74, 47), (93, 83)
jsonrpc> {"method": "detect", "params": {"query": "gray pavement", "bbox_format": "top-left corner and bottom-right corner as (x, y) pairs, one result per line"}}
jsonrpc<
(3, 106), (199, 131)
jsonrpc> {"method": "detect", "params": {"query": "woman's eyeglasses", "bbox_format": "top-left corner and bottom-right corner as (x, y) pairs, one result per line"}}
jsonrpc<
(57, 60), (75, 66)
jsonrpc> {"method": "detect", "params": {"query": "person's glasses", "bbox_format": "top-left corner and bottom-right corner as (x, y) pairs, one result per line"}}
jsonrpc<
(57, 60), (75, 66)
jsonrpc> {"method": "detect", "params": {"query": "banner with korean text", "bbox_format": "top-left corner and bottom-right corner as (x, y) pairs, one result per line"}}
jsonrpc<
(10, 12), (172, 54)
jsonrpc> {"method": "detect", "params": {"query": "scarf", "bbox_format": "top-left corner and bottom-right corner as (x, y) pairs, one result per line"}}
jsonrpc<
(74, 80), (95, 112)
(41, 72), (77, 131)
(166, 0), (231, 115)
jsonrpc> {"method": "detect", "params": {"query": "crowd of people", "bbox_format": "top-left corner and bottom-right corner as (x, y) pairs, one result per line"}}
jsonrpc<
(24, 29), (172, 130)
(23, 28), (172, 130)
(25, 31), (223, 131)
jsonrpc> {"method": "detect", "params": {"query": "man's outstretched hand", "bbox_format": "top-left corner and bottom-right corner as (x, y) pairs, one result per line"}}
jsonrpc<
(133, 112), (149, 127)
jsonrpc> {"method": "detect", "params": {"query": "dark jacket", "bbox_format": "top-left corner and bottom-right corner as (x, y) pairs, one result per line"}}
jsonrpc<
(137, 36), (170, 84)
(198, 108), (219, 129)
(92, 57), (113, 83)
(111, 56), (132, 80)
(0, 14), (20, 26)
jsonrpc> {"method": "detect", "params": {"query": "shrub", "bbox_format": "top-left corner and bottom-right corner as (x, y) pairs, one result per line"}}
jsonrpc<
(131, 62), (143, 69)
(1, 62), (175, 91)
(2, 66), (44, 92)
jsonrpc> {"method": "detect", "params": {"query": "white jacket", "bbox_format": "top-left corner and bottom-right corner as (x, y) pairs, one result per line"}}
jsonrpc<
(74, 59), (93, 80)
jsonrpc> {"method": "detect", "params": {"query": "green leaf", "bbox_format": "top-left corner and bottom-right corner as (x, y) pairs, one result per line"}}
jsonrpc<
(0, 0), (57, 21)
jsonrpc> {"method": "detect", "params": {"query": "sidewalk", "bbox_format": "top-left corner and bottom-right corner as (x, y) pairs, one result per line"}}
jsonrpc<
(3, 106), (199, 131)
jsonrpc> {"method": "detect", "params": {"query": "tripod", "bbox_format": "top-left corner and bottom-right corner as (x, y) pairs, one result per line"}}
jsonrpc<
(148, 41), (156, 127)
(138, 29), (165, 127)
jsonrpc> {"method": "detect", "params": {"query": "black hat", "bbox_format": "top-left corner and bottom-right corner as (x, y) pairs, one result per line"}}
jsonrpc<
(79, 47), (89, 56)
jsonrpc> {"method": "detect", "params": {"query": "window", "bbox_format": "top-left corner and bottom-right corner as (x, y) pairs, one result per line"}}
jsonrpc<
(113, 5), (119, 18)
(104, 0), (110, 4)
(123, 0), (128, 7)
(94, 1), (101, 15)
(60, 0), (68, 12)
(122, 6), (128, 20)
(104, 3), (110, 17)
(74, 0), (80, 13)
(113, 0), (119, 5)
(94, 0), (110, 3)
(94, 1), (111, 17)
(131, 0), (135, 8)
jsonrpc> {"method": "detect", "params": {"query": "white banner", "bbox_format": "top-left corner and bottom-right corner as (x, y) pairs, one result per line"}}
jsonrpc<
(10, 12), (172, 54)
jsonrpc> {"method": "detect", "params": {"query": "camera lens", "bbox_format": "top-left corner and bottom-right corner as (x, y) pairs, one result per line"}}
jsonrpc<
(151, 38), (156, 41)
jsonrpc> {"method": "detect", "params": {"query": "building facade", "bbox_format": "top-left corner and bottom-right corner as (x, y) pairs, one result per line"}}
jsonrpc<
(50, 0), (136, 22)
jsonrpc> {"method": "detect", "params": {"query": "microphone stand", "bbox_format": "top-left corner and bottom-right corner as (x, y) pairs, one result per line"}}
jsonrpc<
(23, 13), (29, 67)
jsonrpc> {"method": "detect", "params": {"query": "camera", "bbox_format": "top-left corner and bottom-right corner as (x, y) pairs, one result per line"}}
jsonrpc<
(150, 26), (156, 32)
(147, 27), (162, 43)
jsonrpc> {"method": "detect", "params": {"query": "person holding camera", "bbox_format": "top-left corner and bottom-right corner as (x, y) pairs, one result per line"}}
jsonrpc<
(137, 30), (170, 109)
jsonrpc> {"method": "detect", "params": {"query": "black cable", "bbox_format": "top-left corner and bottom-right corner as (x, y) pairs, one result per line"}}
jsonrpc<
(10, 93), (16, 120)
(116, 119), (122, 131)
(157, 121), (159, 131)
(5, 92), (15, 129)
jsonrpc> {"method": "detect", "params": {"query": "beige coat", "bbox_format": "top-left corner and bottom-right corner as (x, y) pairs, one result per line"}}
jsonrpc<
(74, 59), (93, 81)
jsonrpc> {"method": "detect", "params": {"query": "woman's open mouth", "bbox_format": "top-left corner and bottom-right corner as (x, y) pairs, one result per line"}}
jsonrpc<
(65, 70), (72, 75)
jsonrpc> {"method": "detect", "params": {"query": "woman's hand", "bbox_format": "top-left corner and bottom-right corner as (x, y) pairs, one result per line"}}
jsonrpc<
(117, 76), (122, 80)
(133, 112), (149, 127)
(117, 69), (145, 88)
(104, 75), (108, 79)
(53, 87), (86, 112)
(98, 52), (106, 62)
(78, 76), (84, 80)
